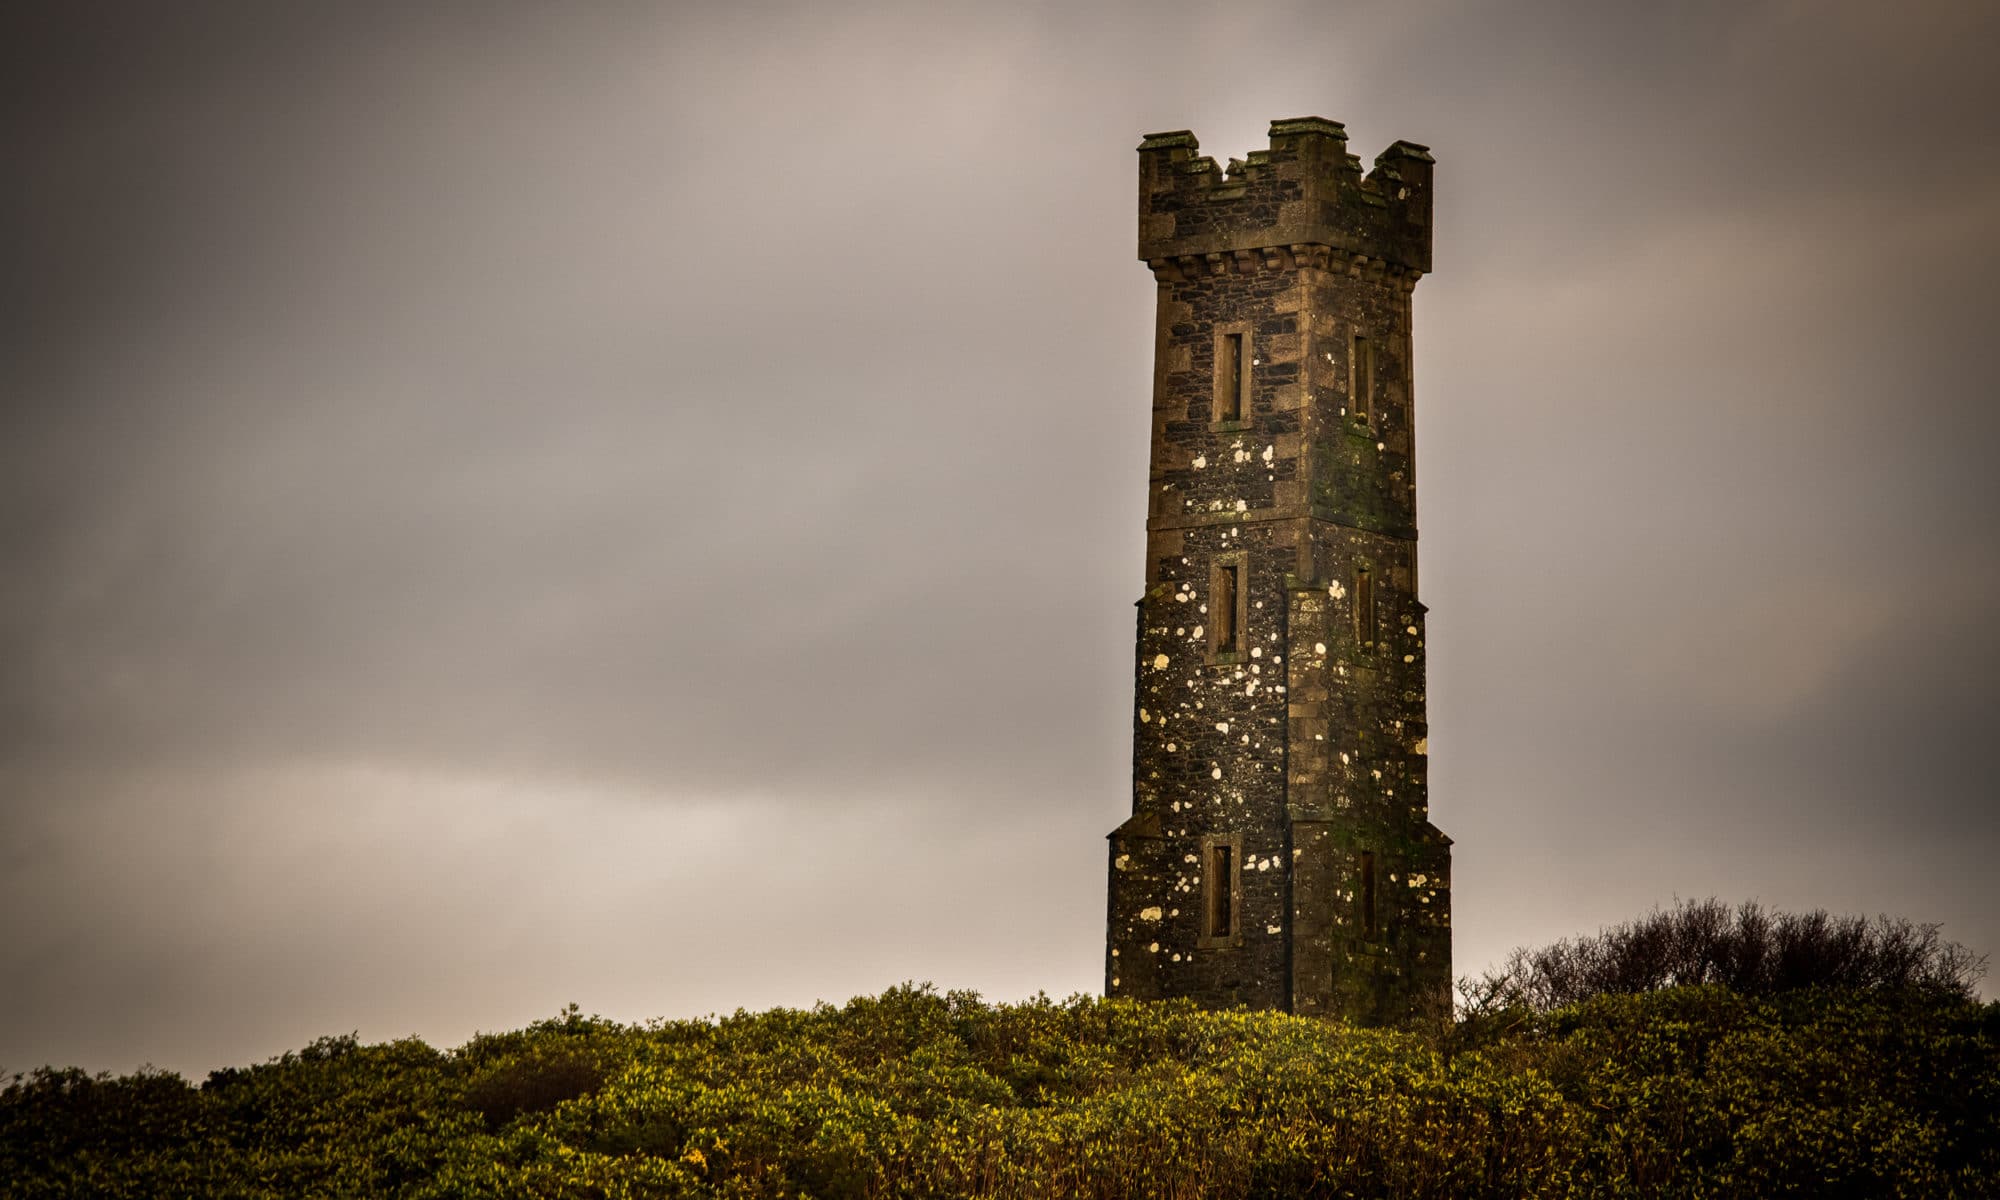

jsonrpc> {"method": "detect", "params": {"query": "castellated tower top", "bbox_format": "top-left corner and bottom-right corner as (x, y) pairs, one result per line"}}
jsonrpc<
(1138, 117), (1433, 276)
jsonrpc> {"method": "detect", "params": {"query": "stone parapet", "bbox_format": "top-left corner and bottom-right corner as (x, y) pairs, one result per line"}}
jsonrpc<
(1139, 119), (1433, 275)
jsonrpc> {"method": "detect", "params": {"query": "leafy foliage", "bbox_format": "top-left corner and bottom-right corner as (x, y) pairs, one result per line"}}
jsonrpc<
(4, 980), (1994, 1198)
(2, 909), (1992, 1198)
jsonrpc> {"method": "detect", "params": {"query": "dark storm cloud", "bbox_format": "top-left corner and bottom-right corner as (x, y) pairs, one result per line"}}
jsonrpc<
(3, 0), (1996, 1075)
(7, 0), (1149, 798)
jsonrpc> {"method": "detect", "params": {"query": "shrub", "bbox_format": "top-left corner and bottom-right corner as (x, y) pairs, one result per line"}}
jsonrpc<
(1464, 899), (1987, 1014)
(461, 1048), (606, 1131)
(3, 924), (1993, 1197)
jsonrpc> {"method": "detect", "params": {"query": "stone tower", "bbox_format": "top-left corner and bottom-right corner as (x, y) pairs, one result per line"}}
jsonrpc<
(1105, 117), (1451, 1024)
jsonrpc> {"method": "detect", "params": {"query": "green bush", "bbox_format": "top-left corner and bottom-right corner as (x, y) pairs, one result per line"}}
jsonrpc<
(3, 984), (1994, 1198)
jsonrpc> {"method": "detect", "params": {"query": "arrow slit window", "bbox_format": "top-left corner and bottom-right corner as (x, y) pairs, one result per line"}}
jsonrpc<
(1213, 326), (1251, 425)
(1200, 833), (1242, 947)
(1360, 850), (1378, 938)
(1351, 332), (1374, 421)
(1354, 565), (1375, 647)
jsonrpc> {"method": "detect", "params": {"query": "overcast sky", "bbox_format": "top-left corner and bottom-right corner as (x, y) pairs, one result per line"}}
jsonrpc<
(5, 0), (1997, 1078)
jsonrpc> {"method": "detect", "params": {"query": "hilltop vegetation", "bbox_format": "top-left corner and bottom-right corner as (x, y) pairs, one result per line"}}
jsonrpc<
(1463, 899), (1987, 1013)
(4, 906), (1994, 1198)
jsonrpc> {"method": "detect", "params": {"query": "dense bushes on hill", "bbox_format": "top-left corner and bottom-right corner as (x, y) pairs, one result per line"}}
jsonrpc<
(5, 982), (1996, 1198)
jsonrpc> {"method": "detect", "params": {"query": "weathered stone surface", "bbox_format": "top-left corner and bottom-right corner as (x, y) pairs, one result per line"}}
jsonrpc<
(1106, 117), (1451, 1025)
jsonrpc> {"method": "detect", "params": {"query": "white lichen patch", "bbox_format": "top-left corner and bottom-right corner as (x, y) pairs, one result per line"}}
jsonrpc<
(1314, 642), (1327, 655)
(1192, 455), (1207, 469)
(1153, 654), (1170, 670)
(1403, 654), (1414, 663)
(1148, 942), (1160, 953)
(1139, 906), (1163, 922)
(1407, 874), (1428, 887)
(1210, 766), (1223, 780)
(1414, 737), (1428, 754)
(1140, 708), (1151, 723)
(1250, 646), (1262, 659)
(1328, 582), (1347, 600)
(1267, 924), (1282, 935)
(1115, 854), (1130, 870)
(1214, 721), (1230, 733)
(1261, 444), (1274, 463)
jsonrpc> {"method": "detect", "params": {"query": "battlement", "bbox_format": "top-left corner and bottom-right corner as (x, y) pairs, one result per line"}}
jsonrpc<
(1138, 117), (1432, 276)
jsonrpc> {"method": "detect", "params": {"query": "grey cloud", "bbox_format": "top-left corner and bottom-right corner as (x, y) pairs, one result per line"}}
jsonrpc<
(3, 0), (1995, 1075)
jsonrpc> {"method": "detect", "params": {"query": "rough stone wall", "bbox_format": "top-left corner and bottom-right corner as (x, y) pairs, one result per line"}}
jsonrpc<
(1108, 117), (1451, 1025)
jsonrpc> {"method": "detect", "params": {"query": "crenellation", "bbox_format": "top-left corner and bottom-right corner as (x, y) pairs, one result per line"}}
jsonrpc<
(1139, 118), (1433, 274)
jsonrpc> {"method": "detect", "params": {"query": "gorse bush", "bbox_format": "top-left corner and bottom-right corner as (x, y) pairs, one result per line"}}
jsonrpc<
(3, 908), (1994, 1199)
(1463, 898), (1988, 1014)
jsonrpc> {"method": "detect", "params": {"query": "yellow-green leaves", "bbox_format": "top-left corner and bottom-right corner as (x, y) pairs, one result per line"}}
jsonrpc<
(4, 985), (1996, 1198)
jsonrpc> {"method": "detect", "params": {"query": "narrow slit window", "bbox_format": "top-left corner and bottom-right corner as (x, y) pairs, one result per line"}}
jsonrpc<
(1219, 332), (1245, 422)
(1350, 333), (1374, 420)
(1214, 563), (1239, 655)
(1208, 842), (1235, 938)
(1359, 851), (1377, 938)
(1354, 566), (1374, 647)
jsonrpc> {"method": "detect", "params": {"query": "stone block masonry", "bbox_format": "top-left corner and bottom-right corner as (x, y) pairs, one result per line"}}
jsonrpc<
(1106, 117), (1451, 1024)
